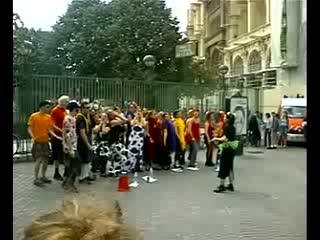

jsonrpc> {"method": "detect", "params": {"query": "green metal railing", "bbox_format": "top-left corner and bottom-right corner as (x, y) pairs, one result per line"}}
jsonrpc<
(13, 74), (216, 139)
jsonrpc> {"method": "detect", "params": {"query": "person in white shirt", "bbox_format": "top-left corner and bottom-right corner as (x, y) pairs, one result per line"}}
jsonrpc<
(264, 113), (272, 148)
(62, 101), (80, 193)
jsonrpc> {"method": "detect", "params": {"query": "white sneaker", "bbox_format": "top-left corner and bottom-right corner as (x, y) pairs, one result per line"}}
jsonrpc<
(171, 168), (183, 173)
(129, 181), (139, 188)
(215, 166), (220, 172)
(187, 167), (200, 171)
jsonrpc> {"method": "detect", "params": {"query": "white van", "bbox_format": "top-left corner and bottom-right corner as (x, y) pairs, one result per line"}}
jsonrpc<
(281, 98), (306, 143)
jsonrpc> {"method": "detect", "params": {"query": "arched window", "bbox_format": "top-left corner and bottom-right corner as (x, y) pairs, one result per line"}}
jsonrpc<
(248, 50), (262, 72)
(232, 56), (244, 75)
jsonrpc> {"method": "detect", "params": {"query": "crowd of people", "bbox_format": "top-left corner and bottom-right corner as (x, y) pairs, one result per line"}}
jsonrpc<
(248, 110), (289, 149)
(27, 95), (240, 193)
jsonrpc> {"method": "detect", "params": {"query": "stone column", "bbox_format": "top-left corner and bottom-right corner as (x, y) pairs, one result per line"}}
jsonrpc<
(247, 0), (256, 32)
(266, 0), (270, 24)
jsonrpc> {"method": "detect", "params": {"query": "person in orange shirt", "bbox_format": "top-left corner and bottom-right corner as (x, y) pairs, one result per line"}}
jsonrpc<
(28, 100), (62, 187)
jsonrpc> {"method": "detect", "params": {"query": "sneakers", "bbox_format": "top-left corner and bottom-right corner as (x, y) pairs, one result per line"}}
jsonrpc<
(40, 177), (52, 184)
(213, 185), (226, 193)
(187, 165), (200, 171)
(226, 184), (234, 192)
(215, 166), (220, 172)
(205, 162), (215, 167)
(53, 173), (64, 181)
(33, 178), (44, 187)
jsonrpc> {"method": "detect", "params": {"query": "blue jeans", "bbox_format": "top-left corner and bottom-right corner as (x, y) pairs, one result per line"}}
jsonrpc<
(189, 140), (199, 166)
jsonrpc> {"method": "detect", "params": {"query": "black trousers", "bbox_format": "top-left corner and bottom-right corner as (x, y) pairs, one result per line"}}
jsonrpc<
(218, 147), (236, 180)
(204, 136), (214, 165)
(63, 153), (80, 186)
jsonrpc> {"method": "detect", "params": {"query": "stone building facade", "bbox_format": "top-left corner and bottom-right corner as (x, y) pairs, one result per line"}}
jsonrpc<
(186, 0), (306, 114)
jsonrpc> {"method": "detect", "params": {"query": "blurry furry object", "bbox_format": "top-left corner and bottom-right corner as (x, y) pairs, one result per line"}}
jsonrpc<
(23, 199), (143, 240)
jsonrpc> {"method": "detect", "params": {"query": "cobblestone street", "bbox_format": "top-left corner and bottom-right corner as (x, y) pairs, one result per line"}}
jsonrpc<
(13, 148), (306, 240)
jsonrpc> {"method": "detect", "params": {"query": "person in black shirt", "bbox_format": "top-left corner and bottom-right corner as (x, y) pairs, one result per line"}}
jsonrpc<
(212, 113), (238, 193)
(76, 101), (94, 184)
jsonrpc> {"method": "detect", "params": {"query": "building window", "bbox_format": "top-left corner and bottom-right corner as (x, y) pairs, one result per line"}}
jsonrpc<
(232, 56), (244, 75)
(248, 50), (262, 73)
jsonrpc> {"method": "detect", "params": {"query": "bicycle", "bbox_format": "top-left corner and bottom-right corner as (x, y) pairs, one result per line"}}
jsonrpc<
(13, 133), (20, 156)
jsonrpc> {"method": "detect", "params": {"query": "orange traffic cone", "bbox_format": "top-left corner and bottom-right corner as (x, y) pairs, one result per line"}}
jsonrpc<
(118, 175), (130, 192)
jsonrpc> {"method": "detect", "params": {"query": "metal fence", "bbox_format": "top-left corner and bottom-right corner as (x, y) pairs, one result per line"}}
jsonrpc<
(13, 74), (217, 158)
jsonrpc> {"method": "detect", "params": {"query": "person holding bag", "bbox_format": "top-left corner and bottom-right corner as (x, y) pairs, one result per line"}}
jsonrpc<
(212, 113), (239, 193)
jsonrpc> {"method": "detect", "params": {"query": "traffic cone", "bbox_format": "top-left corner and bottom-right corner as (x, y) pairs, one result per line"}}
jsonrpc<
(117, 175), (130, 192)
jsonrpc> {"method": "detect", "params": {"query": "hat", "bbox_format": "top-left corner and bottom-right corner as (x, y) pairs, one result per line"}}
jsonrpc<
(67, 101), (80, 111)
(38, 100), (51, 108)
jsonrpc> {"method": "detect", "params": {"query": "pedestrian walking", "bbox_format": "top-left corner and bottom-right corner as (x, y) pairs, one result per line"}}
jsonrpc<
(50, 95), (69, 181)
(61, 101), (80, 193)
(76, 101), (94, 184)
(271, 112), (280, 149)
(248, 114), (261, 147)
(256, 112), (264, 147)
(279, 111), (289, 147)
(213, 113), (239, 193)
(264, 113), (272, 149)
(28, 100), (62, 186)
(185, 109), (201, 171)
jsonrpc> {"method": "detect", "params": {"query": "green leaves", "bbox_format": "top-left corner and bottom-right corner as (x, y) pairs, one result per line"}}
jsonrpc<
(15, 0), (184, 80)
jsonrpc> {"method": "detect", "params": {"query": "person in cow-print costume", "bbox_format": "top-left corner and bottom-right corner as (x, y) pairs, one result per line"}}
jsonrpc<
(106, 110), (130, 175)
(127, 111), (147, 172)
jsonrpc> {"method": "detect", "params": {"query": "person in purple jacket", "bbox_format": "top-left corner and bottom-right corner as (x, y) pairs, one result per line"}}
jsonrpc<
(161, 112), (182, 173)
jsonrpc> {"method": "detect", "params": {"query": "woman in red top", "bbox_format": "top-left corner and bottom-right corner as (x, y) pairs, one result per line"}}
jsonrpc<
(204, 111), (216, 167)
(145, 111), (161, 170)
(185, 109), (200, 171)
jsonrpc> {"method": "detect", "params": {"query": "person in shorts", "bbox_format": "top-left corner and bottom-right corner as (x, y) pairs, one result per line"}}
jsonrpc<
(28, 100), (62, 186)
(50, 95), (69, 180)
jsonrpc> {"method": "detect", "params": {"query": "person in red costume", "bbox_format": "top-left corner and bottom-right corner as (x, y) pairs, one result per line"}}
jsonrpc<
(185, 108), (201, 171)
(146, 111), (162, 170)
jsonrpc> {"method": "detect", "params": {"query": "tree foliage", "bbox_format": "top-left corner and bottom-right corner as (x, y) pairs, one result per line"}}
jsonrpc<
(14, 0), (185, 81)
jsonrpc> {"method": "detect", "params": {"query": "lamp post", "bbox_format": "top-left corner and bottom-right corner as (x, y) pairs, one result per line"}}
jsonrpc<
(143, 55), (156, 108)
(218, 64), (229, 110)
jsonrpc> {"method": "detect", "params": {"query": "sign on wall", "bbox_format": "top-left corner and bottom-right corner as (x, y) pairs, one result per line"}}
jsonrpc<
(175, 43), (194, 58)
(230, 97), (248, 136)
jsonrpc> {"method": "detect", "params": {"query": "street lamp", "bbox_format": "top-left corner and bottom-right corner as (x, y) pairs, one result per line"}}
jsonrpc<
(143, 55), (156, 108)
(218, 64), (229, 110)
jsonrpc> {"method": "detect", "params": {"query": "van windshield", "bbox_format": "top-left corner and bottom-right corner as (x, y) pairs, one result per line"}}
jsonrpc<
(283, 106), (306, 118)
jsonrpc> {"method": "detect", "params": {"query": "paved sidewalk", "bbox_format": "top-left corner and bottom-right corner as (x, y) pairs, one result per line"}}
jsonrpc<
(13, 148), (306, 240)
